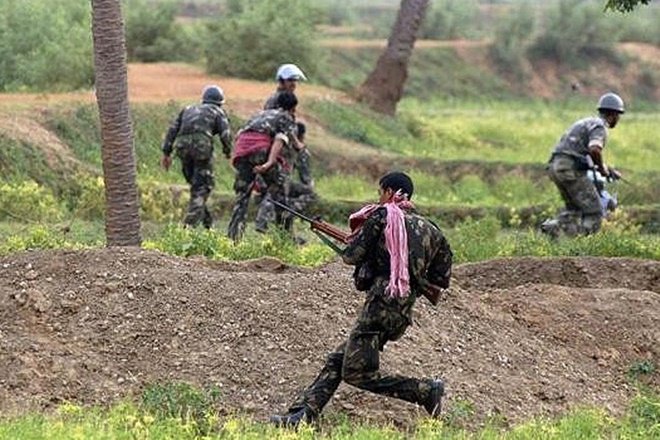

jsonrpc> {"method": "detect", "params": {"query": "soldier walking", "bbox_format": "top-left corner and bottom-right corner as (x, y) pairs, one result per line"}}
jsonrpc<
(161, 85), (233, 229)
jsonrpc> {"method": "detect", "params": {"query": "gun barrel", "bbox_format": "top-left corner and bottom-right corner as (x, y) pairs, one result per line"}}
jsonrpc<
(271, 199), (316, 223)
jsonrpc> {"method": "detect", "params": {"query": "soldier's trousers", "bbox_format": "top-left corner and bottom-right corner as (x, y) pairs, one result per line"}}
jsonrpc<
(255, 181), (317, 233)
(548, 156), (602, 236)
(227, 151), (289, 241)
(284, 287), (434, 418)
(179, 151), (214, 229)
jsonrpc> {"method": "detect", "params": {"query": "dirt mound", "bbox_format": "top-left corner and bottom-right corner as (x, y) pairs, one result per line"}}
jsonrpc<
(1, 249), (659, 427)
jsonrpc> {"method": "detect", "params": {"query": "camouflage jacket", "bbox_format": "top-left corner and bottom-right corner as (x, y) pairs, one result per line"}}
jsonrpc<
(552, 116), (608, 159)
(239, 109), (299, 165)
(342, 207), (453, 308)
(162, 103), (232, 157)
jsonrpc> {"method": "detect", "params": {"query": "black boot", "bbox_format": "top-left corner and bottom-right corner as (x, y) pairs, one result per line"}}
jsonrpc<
(269, 407), (314, 428)
(422, 379), (444, 418)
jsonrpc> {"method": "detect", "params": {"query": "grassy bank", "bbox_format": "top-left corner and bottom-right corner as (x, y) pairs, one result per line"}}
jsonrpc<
(1, 389), (658, 439)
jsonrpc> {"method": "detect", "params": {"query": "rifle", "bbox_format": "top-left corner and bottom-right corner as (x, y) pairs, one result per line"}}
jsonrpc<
(270, 199), (349, 254)
(271, 200), (446, 306)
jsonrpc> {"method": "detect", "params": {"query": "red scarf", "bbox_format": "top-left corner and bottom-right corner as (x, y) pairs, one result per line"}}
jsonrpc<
(348, 192), (414, 299)
(231, 132), (272, 166)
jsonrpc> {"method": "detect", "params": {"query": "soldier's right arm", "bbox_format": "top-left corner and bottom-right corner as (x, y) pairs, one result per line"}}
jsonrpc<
(162, 110), (184, 157)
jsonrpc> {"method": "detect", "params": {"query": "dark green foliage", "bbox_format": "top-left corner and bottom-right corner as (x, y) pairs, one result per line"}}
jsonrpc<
(490, 3), (535, 79)
(420, 0), (480, 40)
(628, 360), (656, 380)
(124, 0), (205, 63)
(140, 382), (221, 435)
(530, 0), (622, 66)
(605, 0), (652, 12)
(204, 0), (321, 80)
(0, 0), (93, 92)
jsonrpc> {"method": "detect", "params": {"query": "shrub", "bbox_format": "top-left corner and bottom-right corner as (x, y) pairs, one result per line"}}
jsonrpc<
(0, 181), (63, 222)
(490, 3), (535, 79)
(73, 176), (106, 220)
(0, 0), (93, 92)
(140, 382), (221, 435)
(530, 0), (622, 65)
(124, 0), (205, 63)
(144, 224), (335, 266)
(421, 0), (480, 40)
(204, 0), (321, 80)
(0, 226), (81, 255)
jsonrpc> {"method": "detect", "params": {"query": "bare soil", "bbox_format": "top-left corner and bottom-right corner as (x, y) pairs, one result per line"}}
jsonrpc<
(1, 248), (658, 427)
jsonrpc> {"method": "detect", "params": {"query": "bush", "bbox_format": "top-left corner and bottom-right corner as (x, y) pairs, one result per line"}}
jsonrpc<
(0, 181), (64, 222)
(0, 0), (93, 92)
(530, 0), (622, 65)
(144, 224), (335, 266)
(140, 382), (221, 435)
(490, 3), (535, 79)
(124, 0), (205, 63)
(204, 0), (321, 80)
(420, 0), (480, 40)
(0, 226), (81, 255)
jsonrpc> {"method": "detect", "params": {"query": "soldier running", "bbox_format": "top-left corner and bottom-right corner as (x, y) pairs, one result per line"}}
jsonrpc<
(161, 85), (233, 229)
(226, 91), (299, 242)
(541, 93), (624, 238)
(270, 171), (453, 427)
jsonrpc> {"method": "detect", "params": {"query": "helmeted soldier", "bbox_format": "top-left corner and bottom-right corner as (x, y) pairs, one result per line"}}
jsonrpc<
(270, 171), (453, 427)
(540, 92), (624, 238)
(161, 85), (233, 228)
(263, 63), (307, 111)
(226, 91), (299, 242)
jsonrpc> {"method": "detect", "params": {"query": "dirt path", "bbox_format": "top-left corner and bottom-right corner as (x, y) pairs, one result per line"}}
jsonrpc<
(1, 248), (658, 427)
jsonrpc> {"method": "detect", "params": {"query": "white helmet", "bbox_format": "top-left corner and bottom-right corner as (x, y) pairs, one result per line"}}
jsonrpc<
(276, 63), (307, 81)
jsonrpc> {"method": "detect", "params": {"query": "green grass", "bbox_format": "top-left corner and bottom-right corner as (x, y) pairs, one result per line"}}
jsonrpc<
(0, 390), (658, 439)
(3, 211), (658, 265)
(312, 98), (660, 174)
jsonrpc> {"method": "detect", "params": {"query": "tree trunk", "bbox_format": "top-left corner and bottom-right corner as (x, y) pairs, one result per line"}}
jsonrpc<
(91, 0), (142, 246)
(356, 0), (430, 116)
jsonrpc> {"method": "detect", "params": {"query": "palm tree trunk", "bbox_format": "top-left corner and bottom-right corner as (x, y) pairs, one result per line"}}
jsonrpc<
(91, 0), (142, 246)
(356, 0), (430, 115)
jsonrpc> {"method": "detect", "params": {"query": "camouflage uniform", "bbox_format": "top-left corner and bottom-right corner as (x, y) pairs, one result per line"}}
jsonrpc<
(282, 207), (453, 419)
(255, 90), (314, 232)
(544, 116), (608, 236)
(226, 109), (298, 241)
(254, 147), (317, 233)
(162, 103), (232, 228)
